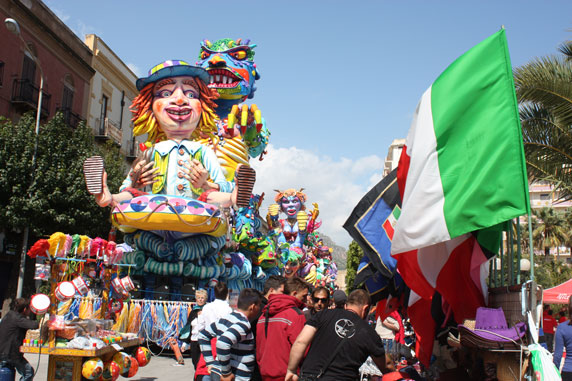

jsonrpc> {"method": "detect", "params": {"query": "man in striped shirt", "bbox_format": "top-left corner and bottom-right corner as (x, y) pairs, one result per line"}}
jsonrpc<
(198, 288), (262, 381)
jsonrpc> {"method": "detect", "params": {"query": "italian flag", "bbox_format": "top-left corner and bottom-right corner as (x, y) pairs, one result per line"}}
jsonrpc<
(390, 30), (531, 354)
(382, 206), (401, 240)
(391, 29), (529, 256)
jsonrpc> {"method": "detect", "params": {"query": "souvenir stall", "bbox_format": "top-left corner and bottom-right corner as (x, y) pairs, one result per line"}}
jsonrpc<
(21, 232), (150, 381)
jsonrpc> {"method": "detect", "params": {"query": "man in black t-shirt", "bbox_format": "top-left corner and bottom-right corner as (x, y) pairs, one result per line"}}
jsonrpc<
(286, 289), (394, 381)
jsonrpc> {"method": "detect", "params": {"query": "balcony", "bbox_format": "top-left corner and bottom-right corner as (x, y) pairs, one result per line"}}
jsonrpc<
(95, 117), (122, 146)
(10, 78), (51, 117)
(56, 108), (84, 129)
(125, 139), (142, 160)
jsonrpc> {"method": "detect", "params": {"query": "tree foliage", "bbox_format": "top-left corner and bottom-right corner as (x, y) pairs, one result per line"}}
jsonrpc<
(0, 112), (126, 239)
(345, 240), (363, 294)
(532, 207), (569, 256)
(514, 43), (572, 200)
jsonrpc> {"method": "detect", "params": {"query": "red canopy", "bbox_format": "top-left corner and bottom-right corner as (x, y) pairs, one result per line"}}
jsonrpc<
(543, 279), (572, 304)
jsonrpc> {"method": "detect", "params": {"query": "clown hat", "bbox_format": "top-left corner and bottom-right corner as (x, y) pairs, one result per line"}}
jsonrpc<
(136, 60), (210, 91)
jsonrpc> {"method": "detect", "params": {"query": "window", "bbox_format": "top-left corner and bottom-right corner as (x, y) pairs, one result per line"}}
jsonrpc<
(99, 95), (108, 135)
(0, 61), (4, 87)
(20, 52), (36, 101)
(540, 193), (550, 201)
(62, 74), (74, 110)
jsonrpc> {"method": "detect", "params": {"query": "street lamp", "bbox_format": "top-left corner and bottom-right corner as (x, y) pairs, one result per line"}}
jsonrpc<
(5, 18), (44, 298)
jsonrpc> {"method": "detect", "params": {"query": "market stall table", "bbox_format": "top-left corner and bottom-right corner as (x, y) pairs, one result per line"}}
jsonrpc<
(20, 338), (142, 381)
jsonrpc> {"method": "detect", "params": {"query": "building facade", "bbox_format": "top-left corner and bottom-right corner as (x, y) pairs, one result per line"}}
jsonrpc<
(84, 34), (141, 160)
(383, 138), (405, 176)
(0, 0), (94, 127)
(0, 0), (95, 311)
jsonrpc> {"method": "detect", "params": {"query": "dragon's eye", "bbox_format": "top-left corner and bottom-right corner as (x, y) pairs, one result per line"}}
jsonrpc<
(230, 50), (247, 60)
(200, 50), (211, 60)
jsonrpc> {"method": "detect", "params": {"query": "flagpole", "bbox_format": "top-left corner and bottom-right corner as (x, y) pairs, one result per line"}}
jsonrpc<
(527, 213), (534, 281)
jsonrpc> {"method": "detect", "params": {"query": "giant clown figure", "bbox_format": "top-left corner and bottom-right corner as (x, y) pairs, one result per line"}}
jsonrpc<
(266, 188), (319, 249)
(84, 61), (256, 298)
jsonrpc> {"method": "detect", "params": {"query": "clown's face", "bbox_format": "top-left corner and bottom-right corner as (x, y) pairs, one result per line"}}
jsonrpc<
(152, 76), (202, 141)
(283, 259), (300, 278)
(280, 196), (302, 217)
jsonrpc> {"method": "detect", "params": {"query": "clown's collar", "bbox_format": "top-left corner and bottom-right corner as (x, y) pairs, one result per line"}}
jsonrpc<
(152, 139), (203, 156)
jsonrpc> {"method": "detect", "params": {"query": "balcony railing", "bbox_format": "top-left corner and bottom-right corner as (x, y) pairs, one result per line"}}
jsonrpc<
(56, 108), (84, 129)
(95, 117), (122, 146)
(11, 78), (51, 117)
(126, 139), (142, 160)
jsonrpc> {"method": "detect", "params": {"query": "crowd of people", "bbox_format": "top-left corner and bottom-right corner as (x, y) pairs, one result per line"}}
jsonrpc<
(180, 278), (417, 381)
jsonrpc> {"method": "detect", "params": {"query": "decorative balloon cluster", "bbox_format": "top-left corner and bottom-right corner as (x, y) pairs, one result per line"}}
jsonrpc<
(27, 232), (127, 265)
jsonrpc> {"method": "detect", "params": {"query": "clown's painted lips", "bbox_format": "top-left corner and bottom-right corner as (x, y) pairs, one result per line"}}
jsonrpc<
(166, 107), (192, 122)
(208, 69), (241, 88)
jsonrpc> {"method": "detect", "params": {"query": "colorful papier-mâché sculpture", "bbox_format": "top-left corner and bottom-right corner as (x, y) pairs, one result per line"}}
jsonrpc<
(196, 38), (269, 181)
(83, 61), (256, 298)
(232, 193), (281, 270)
(266, 188), (319, 249)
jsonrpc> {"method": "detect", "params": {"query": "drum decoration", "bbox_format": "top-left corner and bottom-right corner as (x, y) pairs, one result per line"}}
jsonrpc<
(30, 294), (50, 314)
(72, 276), (89, 296)
(82, 357), (104, 380)
(55, 281), (76, 301)
(111, 278), (125, 294)
(119, 276), (135, 293)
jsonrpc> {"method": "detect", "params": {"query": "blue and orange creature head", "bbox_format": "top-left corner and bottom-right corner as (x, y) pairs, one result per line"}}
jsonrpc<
(197, 38), (260, 101)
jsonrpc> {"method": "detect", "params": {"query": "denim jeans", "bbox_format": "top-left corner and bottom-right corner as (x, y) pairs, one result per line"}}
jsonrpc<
(382, 338), (394, 353)
(202, 372), (221, 381)
(2, 357), (34, 381)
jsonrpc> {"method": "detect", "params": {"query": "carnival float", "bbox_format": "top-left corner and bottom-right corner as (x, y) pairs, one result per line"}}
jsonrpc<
(21, 40), (339, 368)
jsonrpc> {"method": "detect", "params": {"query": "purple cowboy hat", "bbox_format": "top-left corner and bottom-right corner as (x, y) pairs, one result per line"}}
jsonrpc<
(458, 307), (526, 349)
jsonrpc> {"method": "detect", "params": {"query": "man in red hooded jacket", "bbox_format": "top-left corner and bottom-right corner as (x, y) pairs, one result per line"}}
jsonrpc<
(256, 277), (310, 381)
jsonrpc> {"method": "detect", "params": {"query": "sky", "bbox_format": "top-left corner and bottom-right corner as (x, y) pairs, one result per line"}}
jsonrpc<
(43, 0), (572, 248)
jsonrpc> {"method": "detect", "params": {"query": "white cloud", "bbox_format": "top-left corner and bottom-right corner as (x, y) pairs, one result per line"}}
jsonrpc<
(49, 6), (70, 23)
(127, 63), (143, 78)
(250, 145), (385, 248)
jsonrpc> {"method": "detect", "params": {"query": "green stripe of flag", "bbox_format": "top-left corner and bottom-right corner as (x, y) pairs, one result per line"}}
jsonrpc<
(431, 29), (530, 237)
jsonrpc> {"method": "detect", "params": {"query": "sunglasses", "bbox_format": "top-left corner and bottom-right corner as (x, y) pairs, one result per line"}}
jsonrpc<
(312, 297), (329, 303)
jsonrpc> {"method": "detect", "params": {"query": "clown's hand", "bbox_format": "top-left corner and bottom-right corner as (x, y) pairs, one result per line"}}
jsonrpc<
(227, 104), (263, 136)
(185, 159), (209, 190)
(311, 203), (319, 220)
(129, 159), (159, 189)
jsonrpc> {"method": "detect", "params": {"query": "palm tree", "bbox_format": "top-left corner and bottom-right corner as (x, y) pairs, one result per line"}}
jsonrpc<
(564, 207), (572, 256)
(513, 42), (572, 200)
(532, 208), (568, 258)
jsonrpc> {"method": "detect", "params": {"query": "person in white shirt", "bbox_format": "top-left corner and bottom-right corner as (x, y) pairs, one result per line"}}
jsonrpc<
(196, 281), (232, 335)
(375, 314), (400, 353)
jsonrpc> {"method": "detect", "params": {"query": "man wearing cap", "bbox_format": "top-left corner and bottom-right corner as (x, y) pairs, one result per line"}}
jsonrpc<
(0, 298), (40, 381)
(332, 290), (347, 309)
(87, 60), (255, 210)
